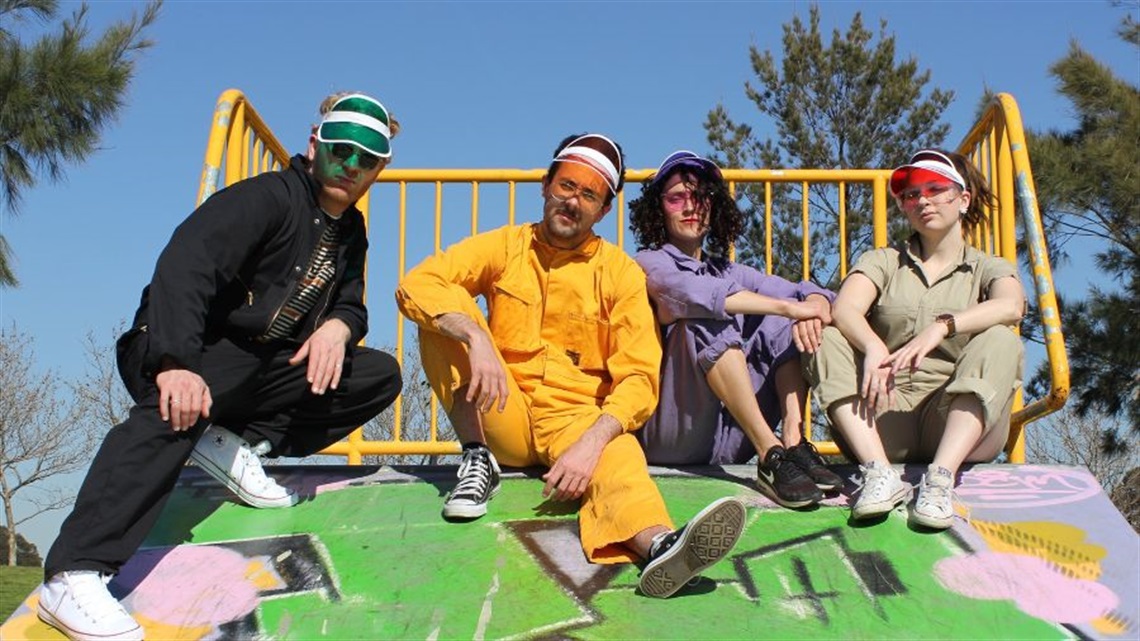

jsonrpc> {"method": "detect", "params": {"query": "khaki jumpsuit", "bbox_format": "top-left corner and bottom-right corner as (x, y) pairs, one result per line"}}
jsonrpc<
(807, 238), (1024, 462)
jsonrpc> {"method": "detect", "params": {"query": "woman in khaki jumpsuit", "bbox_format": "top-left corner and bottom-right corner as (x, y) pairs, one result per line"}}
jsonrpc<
(806, 149), (1025, 530)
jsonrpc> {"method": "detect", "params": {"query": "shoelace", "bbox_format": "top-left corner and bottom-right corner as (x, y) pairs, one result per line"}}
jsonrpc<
(453, 450), (492, 498)
(851, 466), (893, 499)
(69, 574), (129, 620)
(796, 440), (825, 462)
(918, 476), (967, 522)
(775, 456), (811, 483)
(237, 443), (276, 490)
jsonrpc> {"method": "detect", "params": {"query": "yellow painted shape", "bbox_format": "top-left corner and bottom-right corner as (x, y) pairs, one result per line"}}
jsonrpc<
(971, 519), (1107, 580)
(135, 612), (211, 641)
(244, 558), (286, 591)
(0, 594), (64, 640)
(1091, 611), (1132, 635)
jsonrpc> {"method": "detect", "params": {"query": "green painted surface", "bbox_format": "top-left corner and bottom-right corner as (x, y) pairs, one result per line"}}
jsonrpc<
(12, 465), (1136, 640)
(137, 474), (1062, 639)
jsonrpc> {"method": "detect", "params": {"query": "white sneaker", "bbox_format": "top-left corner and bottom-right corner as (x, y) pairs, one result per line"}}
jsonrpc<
(190, 425), (298, 508)
(38, 571), (143, 641)
(851, 460), (911, 520)
(911, 465), (956, 529)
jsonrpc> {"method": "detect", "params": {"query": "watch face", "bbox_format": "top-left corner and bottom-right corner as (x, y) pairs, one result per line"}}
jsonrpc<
(936, 314), (956, 336)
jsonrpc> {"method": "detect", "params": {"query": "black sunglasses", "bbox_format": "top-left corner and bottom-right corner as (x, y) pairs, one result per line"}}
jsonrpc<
(328, 142), (381, 170)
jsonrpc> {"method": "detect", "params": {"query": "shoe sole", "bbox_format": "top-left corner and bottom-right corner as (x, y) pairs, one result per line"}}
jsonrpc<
(39, 606), (144, 641)
(638, 498), (746, 599)
(754, 478), (822, 509)
(909, 507), (953, 530)
(189, 450), (298, 509)
(441, 483), (501, 520)
(851, 486), (912, 520)
(811, 476), (844, 492)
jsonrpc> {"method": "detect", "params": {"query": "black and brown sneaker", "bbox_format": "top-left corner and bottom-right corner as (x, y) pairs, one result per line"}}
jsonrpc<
(785, 440), (844, 492)
(756, 446), (823, 508)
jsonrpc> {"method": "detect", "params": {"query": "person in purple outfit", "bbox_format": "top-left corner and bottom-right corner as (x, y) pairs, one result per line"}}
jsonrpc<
(629, 151), (844, 508)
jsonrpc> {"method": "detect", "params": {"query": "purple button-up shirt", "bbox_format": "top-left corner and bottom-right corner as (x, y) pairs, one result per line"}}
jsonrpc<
(634, 244), (835, 464)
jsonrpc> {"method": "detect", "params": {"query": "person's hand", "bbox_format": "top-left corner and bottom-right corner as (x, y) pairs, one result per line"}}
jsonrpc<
(290, 319), (351, 394)
(883, 322), (948, 378)
(542, 433), (605, 502)
(859, 344), (894, 419)
(789, 295), (832, 354)
(465, 330), (509, 413)
(785, 295), (833, 323)
(791, 318), (825, 353)
(156, 368), (212, 431)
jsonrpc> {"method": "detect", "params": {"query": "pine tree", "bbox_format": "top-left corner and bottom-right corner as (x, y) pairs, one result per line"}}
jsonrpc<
(704, 5), (953, 285)
(1023, 11), (1140, 439)
(0, 0), (161, 287)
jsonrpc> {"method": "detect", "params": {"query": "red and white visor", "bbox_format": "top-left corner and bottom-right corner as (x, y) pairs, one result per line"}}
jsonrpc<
(889, 150), (967, 197)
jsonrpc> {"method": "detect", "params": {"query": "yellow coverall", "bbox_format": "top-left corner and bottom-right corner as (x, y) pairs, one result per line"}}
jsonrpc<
(396, 224), (671, 563)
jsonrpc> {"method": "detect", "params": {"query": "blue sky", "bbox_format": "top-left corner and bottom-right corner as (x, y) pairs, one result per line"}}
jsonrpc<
(2, 1), (1137, 557)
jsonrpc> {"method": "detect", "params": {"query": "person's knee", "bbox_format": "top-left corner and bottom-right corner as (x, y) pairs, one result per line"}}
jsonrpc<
(962, 326), (1024, 380)
(704, 345), (745, 373)
(972, 325), (1023, 354)
(804, 326), (856, 391)
(818, 326), (849, 352)
(351, 348), (403, 406)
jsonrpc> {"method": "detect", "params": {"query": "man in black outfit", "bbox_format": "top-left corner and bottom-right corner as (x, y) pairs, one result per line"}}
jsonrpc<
(37, 92), (403, 641)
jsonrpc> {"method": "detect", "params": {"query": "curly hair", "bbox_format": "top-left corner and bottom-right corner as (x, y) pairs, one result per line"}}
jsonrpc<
(629, 166), (743, 258)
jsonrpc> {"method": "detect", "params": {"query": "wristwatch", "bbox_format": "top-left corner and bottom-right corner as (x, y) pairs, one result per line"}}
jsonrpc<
(935, 313), (957, 338)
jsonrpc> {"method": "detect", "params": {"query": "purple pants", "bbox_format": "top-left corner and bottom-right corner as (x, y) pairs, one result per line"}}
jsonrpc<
(637, 312), (799, 465)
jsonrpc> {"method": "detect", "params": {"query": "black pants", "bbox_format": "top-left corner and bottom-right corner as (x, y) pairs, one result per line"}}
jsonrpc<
(44, 330), (401, 580)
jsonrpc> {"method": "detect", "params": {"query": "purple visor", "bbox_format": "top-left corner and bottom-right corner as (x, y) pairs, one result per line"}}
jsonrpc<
(651, 150), (722, 186)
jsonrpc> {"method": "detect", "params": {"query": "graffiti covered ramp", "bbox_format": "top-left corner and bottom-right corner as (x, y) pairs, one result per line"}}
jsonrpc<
(3, 464), (1137, 640)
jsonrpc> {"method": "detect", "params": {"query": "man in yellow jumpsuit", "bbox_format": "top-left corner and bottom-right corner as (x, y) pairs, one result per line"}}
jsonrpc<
(396, 133), (746, 598)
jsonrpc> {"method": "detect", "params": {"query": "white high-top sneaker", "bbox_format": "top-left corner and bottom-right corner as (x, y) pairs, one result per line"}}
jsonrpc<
(38, 571), (143, 641)
(190, 425), (298, 508)
(851, 460), (911, 520)
(911, 465), (956, 529)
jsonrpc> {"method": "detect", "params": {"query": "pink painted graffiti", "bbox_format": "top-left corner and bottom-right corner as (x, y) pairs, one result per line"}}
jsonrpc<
(934, 552), (1118, 623)
(129, 545), (262, 625)
(955, 466), (1101, 508)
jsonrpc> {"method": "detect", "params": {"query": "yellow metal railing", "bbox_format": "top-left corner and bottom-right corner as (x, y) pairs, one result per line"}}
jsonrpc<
(199, 89), (1065, 464)
(957, 94), (1070, 462)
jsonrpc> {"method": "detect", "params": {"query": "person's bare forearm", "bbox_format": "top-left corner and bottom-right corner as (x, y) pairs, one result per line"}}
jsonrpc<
(580, 414), (623, 447)
(433, 312), (485, 345)
(724, 290), (792, 316)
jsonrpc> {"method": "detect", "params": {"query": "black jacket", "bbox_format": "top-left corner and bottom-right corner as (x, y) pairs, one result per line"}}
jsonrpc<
(132, 155), (369, 376)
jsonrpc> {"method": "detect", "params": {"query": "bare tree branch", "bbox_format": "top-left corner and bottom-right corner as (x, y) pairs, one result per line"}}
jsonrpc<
(0, 322), (101, 565)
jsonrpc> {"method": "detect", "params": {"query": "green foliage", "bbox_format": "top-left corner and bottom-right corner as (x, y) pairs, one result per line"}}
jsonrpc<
(705, 5), (952, 285)
(1023, 15), (1140, 437)
(0, 0), (161, 287)
(0, 525), (39, 566)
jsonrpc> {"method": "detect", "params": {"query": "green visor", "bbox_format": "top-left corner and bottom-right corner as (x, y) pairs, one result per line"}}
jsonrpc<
(316, 94), (392, 158)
